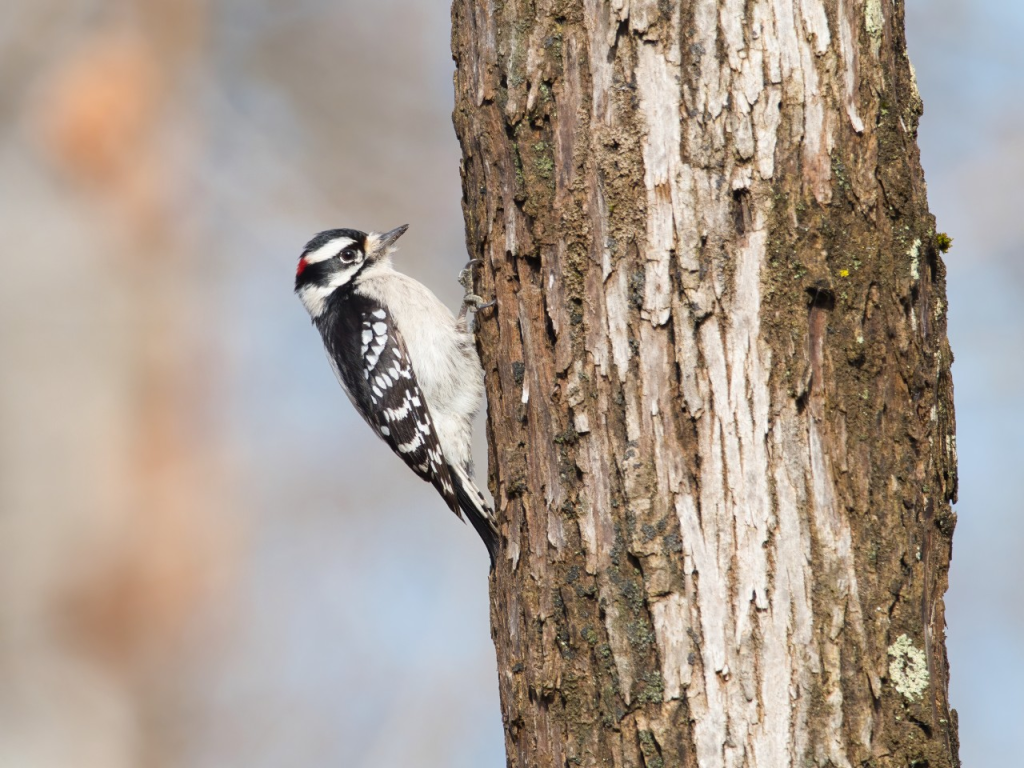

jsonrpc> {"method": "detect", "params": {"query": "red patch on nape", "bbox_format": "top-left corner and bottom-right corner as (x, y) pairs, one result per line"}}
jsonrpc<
(296, 257), (308, 277)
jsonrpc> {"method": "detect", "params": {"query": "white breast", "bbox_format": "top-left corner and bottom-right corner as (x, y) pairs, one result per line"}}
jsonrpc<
(355, 264), (484, 470)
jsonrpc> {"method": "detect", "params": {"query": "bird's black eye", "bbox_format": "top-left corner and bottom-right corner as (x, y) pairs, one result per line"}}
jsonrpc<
(338, 247), (360, 264)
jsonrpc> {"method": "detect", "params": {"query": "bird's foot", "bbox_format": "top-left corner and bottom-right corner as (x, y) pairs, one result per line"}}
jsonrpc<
(458, 259), (480, 295)
(458, 260), (495, 321)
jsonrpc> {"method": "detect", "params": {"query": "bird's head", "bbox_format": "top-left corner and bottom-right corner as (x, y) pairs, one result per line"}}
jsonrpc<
(295, 224), (408, 316)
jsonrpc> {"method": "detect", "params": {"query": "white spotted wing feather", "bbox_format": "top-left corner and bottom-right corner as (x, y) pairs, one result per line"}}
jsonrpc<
(356, 307), (460, 512)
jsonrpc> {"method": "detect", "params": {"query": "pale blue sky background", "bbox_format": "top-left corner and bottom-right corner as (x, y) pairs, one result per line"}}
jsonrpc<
(907, 1), (1024, 764)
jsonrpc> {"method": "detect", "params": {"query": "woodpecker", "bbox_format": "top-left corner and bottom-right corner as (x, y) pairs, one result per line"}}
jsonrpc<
(295, 224), (498, 564)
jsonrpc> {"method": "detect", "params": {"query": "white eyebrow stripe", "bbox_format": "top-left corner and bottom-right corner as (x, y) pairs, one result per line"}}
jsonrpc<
(304, 237), (356, 264)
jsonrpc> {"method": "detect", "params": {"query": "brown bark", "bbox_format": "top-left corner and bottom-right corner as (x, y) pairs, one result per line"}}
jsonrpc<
(452, 1), (958, 766)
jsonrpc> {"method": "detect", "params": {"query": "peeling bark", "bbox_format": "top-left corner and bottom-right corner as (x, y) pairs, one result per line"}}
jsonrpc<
(452, 1), (959, 766)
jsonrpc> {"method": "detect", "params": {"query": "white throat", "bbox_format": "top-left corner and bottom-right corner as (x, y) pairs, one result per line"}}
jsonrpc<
(298, 283), (335, 317)
(299, 257), (394, 318)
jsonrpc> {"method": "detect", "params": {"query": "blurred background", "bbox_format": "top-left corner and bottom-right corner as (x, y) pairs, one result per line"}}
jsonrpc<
(0, 1), (1017, 766)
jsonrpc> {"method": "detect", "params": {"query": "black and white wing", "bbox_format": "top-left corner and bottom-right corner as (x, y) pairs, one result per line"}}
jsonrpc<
(317, 294), (461, 518)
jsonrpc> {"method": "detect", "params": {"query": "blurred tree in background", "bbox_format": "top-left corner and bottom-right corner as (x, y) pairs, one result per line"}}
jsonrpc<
(0, 2), (497, 766)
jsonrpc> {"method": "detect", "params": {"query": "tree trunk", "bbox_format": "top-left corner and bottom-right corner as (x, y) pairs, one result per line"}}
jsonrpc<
(452, 1), (959, 766)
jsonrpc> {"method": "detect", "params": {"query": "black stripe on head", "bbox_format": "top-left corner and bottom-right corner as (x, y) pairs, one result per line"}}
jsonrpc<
(304, 228), (366, 255)
(295, 228), (369, 292)
(294, 258), (334, 291)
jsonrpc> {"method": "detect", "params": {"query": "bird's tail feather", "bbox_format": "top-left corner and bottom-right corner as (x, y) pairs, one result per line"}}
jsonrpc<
(449, 463), (498, 567)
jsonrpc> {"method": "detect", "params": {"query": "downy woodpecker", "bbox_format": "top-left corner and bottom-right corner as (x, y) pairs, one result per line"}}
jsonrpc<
(295, 224), (498, 564)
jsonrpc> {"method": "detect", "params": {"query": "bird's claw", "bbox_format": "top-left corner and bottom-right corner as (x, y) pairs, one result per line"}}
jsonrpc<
(463, 294), (496, 312)
(458, 259), (495, 320)
(458, 261), (480, 294)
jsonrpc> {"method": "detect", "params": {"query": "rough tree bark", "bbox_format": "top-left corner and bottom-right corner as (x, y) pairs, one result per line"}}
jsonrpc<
(452, 1), (958, 766)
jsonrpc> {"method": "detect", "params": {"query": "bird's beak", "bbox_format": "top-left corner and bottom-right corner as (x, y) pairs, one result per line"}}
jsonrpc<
(368, 224), (409, 259)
